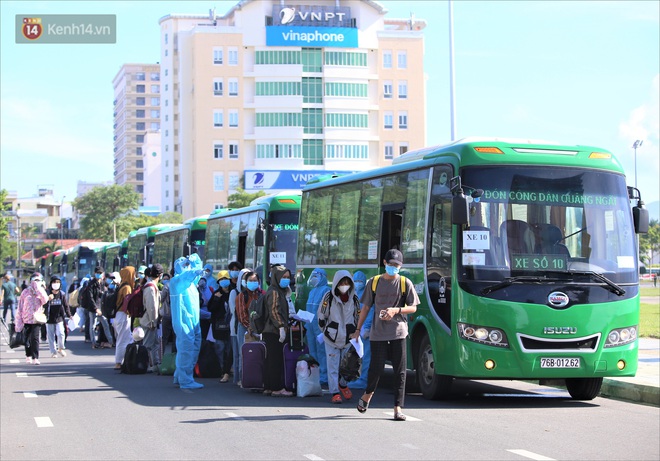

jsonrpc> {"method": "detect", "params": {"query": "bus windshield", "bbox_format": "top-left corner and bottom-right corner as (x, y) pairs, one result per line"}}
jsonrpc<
(457, 166), (637, 284)
(270, 210), (299, 274)
(190, 229), (206, 261)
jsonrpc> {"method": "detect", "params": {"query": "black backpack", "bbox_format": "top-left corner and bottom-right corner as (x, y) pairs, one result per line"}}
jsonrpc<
(249, 293), (268, 334)
(121, 342), (149, 374)
(102, 290), (119, 319)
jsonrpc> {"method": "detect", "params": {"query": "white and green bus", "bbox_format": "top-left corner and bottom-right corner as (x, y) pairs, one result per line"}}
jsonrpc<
(294, 137), (649, 400)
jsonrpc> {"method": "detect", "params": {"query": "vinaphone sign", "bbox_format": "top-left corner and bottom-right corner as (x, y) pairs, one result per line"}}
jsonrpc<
(266, 4), (358, 48)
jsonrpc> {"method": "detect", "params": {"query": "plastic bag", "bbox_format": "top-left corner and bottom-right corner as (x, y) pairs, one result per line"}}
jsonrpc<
(9, 323), (25, 349)
(296, 360), (322, 397)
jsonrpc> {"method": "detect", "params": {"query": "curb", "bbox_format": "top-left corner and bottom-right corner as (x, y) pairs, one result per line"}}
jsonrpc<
(600, 379), (660, 407)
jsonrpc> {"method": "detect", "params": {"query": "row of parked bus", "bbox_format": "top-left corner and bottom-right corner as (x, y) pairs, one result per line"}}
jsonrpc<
(37, 190), (303, 292)
(36, 138), (651, 401)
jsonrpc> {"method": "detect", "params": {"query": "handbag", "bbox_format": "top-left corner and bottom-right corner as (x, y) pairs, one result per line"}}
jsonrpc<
(159, 352), (176, 376)
(33, 308), (48, 325)
(9, 323), (25, 349)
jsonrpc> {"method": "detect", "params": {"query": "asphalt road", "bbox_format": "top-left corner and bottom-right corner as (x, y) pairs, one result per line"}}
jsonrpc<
(1, 331), (659, 461)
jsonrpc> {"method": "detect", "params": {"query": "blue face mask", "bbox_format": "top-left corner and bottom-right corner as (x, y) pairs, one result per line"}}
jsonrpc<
(162, 279), (170, 286)
(385, 265), (400, 276)
(229, 270), (240, 279)
(109, 283), (116, 290)
(247, 281), (260, 291)
(241, 279), (247, 288)
(95, 273), (102, 280)
(308, 276), (319, 288)
(354, 281), (365, 292)
(279, 278), (291, 289)
(219, 279), (231, 289)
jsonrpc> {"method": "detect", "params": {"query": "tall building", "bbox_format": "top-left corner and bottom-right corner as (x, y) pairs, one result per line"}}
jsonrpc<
(112, 64), (162, 204)
(160, 0), (426, 218)
(141, 130), (163, 210)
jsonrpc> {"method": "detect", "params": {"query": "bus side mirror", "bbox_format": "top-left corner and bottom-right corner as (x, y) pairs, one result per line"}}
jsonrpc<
(628, 186), (649, 234)
(633, 205), (649, 234)
(452, 193), (469, 225)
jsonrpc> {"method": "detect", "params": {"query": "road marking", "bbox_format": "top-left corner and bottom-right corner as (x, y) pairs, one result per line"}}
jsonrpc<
(304, 455), (324, 461)
(383, 411), (421, 421)
(402, 443), (419, 450)
(224, 412), (246, 421)
(5, 350), (16, 353)
(10, 359), (19, 364)
(23, 391), (37, 398)
(16, 372), (28, 378)
(34, 417), (53, 428)
(507, 449), (556, 460)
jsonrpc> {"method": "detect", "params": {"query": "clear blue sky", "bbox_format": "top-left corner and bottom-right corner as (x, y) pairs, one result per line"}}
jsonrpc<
(1, 1), (658, 205)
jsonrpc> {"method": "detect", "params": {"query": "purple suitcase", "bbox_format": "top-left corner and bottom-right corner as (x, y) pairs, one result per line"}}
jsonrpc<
(283, 321), (308, 392)
(241, 341), (266, 389)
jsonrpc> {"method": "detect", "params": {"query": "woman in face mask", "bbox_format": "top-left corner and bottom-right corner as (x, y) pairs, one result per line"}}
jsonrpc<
(208, 271), (233, 383)
(317, 270), (360, 404)
(45, 276), (71, 358)
(261, 265), (295, 397)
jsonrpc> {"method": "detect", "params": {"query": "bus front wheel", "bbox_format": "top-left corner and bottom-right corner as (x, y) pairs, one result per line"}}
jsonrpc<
(565, 377), (603, 400)
(416, 334), (453, 400)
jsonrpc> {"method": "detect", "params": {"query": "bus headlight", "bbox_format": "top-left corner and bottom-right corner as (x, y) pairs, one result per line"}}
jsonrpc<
(604, 325), (638, 348)
(458, 322), (509, 348)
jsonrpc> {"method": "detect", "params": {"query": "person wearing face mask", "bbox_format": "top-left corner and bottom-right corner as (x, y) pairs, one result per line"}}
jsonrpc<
(16, 273), (49, 365)
(304, 268), (330, 387)
(136, 265), (147, 287)
(44, 275), (71, 358)
(350, 249), (420, 421)
(317, 270), (360, 404)
(348, 270), (370, 390)
(81, 266), (113, 349)
(261, 264), (294, 397)
(208, 270), (233, 383)
(140, 264), (163, 372)
(202, 264), (219, 292)
(159, 271), (177, 358)
(228, 261), (243, 290)
(197, 276), (213, 340)
(229, 268), (251, 386)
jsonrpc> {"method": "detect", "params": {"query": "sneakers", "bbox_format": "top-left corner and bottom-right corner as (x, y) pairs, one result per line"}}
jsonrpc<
(59, 349), (67, 357)
(331, 394), (343, 404)
(33, 359), (40, 365)
(51, 354), (58, 358)
(26, 357), (33, 364)
(339, 385), (352, 400)
(271, 389), (294, 397)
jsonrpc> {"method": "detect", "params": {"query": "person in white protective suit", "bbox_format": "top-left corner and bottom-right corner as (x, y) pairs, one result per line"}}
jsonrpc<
(170, 254), (205, 389)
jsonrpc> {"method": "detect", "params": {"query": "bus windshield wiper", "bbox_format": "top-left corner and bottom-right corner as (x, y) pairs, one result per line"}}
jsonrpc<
(544, 270), (626, 296)
(481, 276), (560, 295)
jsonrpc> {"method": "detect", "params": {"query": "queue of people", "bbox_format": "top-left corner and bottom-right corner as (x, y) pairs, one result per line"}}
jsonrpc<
(6, 247), (420, 421)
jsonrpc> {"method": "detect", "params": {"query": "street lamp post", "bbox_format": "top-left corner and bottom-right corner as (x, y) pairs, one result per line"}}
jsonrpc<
(633, 140), (643, 189)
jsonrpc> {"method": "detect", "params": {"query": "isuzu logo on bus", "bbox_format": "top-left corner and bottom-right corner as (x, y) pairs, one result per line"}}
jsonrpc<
(547, 291), (570, 307)
(543, 326), (577, 335)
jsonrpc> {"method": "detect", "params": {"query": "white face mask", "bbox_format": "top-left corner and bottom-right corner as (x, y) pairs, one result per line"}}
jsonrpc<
(51, 283), (61, 290)
(338, 285), (350, 294)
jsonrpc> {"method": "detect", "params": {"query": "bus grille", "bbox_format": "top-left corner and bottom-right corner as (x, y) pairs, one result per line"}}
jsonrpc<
(517, 333), (600, 352)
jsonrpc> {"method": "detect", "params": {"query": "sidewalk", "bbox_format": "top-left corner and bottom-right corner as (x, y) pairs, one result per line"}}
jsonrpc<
(600, 337), (660, 406)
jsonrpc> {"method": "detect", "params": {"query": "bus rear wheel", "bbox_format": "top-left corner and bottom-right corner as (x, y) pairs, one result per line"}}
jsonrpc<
(416, 334), (453, 400)
(565, 377), (603, 400)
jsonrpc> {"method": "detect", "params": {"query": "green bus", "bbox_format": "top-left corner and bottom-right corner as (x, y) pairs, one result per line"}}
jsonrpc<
(205, 191), (301, 286)
(65, 242), (112, 287)
(152, 215), (208, 275)
(102, 242), (123, 273)
(126, 224), (179, 268)
(294, 138), (649, 400)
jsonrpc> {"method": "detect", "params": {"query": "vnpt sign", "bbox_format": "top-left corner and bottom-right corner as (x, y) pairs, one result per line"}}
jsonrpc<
(273, 5), (352, 27)
(245, 170), (356, 190)
(266, 26), (358, 48)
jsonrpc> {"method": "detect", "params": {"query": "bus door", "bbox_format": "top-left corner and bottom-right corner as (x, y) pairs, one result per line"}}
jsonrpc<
(380, 204), (405, 267)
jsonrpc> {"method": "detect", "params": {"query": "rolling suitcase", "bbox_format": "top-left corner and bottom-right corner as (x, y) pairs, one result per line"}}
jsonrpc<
(241, 341), (266, 389)
(283, 320), (309, 392)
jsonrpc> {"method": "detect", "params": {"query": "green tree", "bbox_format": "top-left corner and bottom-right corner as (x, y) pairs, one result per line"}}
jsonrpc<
(73, 185), (140, 241)
(155, 211), (184, 224)
(227, 188), (266, 208)
(0, 189), (17, 272)
(640, 219), (660, 268)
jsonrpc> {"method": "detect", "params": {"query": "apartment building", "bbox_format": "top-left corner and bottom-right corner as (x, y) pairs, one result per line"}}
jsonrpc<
(159, 0), (426, 218)
(112, 64), (162, 204)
